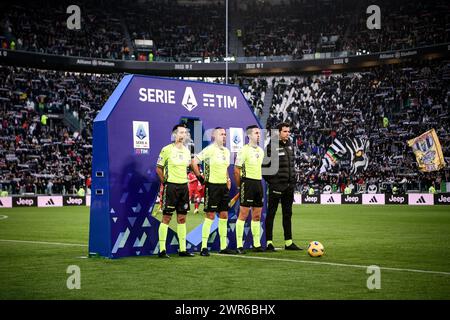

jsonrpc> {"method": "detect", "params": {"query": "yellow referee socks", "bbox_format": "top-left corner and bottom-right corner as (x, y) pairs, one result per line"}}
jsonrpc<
(251, 220), (261, 248)
(201, 218), (214, 250)
(218, 218), (228, 250)
(236, 219), (245, 248)
(177, 223), (187, 252)
(158, 222), (168, 252)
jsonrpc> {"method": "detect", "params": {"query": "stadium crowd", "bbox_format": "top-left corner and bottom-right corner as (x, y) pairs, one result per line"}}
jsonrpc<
(0, 66), (120, 195)
(124, 1), (225, 62)
(0, 66), (269, 195)
(266, 60), (450, 193)
(238, 77), (268, 119)
(0, 1), (129, 60)
(1, 0), (449, 61)
(0, 58), (448, 195)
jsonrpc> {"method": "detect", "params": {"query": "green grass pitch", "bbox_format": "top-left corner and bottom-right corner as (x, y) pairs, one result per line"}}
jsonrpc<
(0, 205), (449, 299)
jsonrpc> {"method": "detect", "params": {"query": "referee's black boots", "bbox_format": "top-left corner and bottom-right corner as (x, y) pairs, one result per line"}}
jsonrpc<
(285, 243), (303, 251)
(200, 248), (210, 256)
(158, 250), (170, 258)
(179, 251), (195, 257)
(236, 247), (246, 254)
(219, 248), (236, 254)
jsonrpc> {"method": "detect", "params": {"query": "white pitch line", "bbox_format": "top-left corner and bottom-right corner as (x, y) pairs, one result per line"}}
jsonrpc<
(1, 238), (449, 277)
(0, 239), (88, 247)
(0, 215), (8, 220)
(212, 253), (450, 277)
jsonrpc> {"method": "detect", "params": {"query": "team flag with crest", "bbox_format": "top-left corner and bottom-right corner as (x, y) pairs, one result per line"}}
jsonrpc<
(407, 129), (445, 172)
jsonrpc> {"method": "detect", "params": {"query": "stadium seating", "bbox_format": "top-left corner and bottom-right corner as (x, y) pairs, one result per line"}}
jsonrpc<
(0, 66), (120, 195)
(0, 0), (448, 195)
(0, 60), (448, 195)
(1, 0), (448, 60)
(265, 61), (450, 193)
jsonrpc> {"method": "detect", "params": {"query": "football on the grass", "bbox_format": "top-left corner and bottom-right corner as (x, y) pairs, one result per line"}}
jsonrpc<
(307, 241), (324, 257)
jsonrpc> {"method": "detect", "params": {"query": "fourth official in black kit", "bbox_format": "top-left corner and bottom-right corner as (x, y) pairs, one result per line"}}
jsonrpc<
(263, 122), (302, 251)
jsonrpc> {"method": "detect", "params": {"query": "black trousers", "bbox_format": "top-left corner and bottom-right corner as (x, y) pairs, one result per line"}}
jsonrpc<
(265, 185), (294, 241)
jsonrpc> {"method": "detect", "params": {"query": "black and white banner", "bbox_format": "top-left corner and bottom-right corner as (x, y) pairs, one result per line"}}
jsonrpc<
(385, 194), (408, 205)
(341, 194), (362, 204)
(63, 196), (86, 206)
(301, 195), (320, 204)
(12, 196), (38, 207)
(434, 193), (450, 205)
(0, 194), (446, 209)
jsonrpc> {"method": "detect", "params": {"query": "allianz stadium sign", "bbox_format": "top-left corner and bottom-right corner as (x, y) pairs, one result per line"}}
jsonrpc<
(1, 43), (449, 76)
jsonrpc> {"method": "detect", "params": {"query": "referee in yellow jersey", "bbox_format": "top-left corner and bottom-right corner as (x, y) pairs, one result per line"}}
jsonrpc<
(234, 125), (265, 254)
(191, 127), (234, 256)
(156, 124), (195, 258)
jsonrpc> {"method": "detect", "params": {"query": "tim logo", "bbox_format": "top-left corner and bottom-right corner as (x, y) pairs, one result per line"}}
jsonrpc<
(182, 87), (198, 112)
(436, 194), (450, 205)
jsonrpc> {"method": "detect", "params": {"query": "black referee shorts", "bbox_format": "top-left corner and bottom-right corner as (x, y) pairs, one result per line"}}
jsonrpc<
(240, 178), (263, 207)
(204, 183), (229, 213)
(162, 182), (190, 215)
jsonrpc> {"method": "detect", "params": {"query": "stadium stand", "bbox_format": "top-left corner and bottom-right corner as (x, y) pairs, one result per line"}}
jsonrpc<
(124, 1), (225, 62)
(238, 77), (268, 118)
(0, 66), (120, 195)
(265, 61), (450, 193)
(1, 0), (448, 61)
(0, 1), (129, 59)
(0, 0), (449, 195)
(0, 59), (448, 195)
